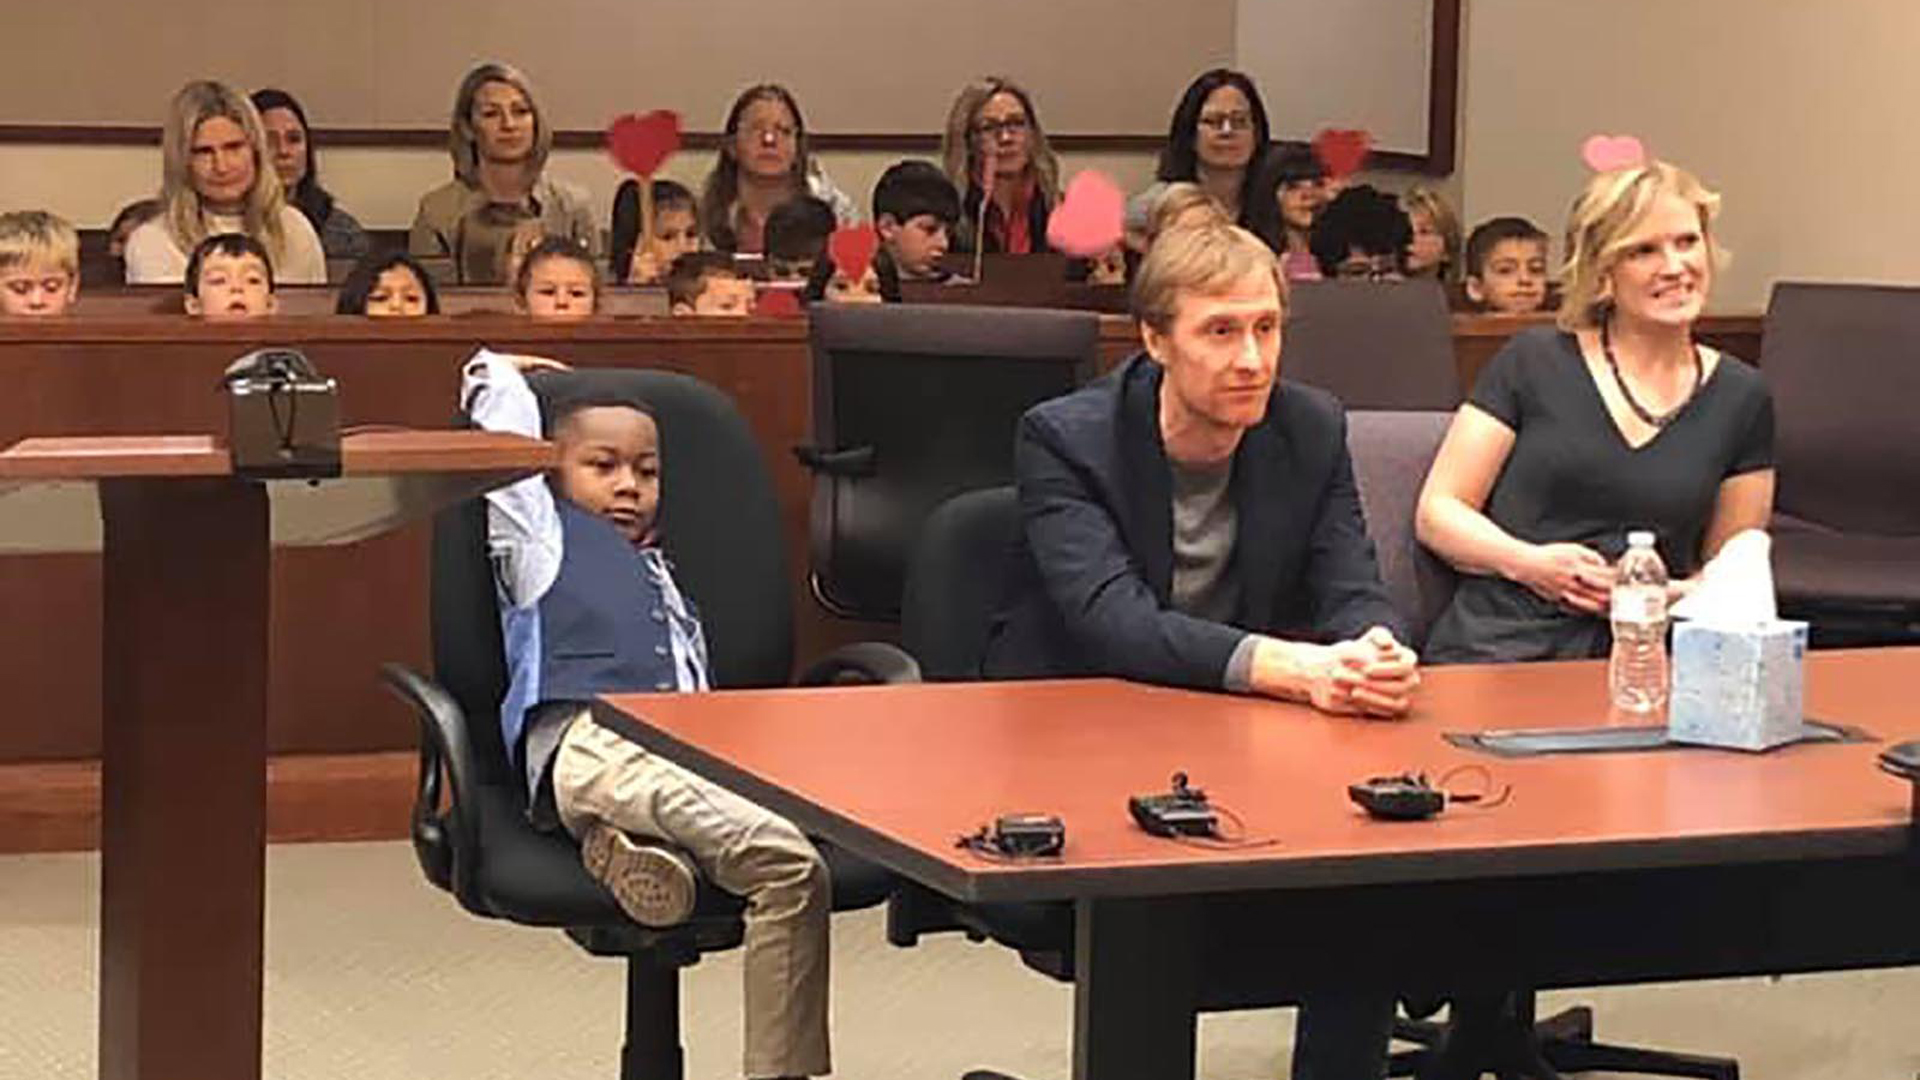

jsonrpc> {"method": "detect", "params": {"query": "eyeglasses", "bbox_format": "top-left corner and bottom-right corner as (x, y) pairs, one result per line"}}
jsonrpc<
(972, 116), (1031, 139)
(1334, 255), (1404, 282)
(1197, 111), (1254, 135)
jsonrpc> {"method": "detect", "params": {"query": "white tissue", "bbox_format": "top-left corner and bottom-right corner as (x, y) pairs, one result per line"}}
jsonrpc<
(1670, 529), (1777, 623)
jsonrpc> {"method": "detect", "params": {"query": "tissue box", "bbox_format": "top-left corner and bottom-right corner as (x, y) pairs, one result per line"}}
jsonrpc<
(1668, 619), (1809, 751)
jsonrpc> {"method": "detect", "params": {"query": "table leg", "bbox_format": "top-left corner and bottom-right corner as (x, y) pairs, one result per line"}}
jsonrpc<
(98, 477), (269, 1080)
(1072, 896), (1199, 1080)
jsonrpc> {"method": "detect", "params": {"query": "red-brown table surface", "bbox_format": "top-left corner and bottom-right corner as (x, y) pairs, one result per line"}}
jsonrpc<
(598, 650), (1920, 1080)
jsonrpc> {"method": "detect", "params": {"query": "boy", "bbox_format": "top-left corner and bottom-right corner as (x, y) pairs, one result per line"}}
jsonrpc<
(666, 251), (755, 316)
(621, 178), (702, 284)
(184, 233), (277, 320)
(1308, 184), (1412, 281)
(513, 235), (598, 320)
(871, 160), (958, 282)
(1463, 215), (1551, 315)
(462, 349), (834, 1080)
(762, 196), (836, 282)
(0, 210), (81, 317)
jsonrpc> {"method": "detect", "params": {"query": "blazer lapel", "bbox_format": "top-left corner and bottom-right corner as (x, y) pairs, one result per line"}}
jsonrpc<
(1119, 359), (1175, 603)
(1232, 387), (1291, 626)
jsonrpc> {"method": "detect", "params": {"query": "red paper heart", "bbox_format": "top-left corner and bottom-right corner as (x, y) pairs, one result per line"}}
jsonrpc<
(1581, 133), (1646, 173)
(757, 288), (802, 317)
(1045, 171), (1125, 258)
(607, 110), (682, 176)
(828, 225), (879, 281)
(1311, 128), (1373, 180)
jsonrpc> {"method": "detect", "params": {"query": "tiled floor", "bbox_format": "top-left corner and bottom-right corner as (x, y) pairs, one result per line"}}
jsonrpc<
(3, 841), (1916, 1079)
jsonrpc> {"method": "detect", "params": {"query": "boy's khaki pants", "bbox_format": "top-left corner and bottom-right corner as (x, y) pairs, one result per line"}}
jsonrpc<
(552, 712), (831, 1079)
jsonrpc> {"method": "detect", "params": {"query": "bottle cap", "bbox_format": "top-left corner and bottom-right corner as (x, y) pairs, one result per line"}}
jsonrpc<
(1628, 530), (1655, 548)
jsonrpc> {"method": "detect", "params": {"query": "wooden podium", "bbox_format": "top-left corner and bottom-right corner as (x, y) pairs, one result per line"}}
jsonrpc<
(0, 430), (552, 1080)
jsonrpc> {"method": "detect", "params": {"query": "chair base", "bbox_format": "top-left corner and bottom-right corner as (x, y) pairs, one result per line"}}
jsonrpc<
(1390, 1000), (1739, 1080)
(620, 952), (686, 1080)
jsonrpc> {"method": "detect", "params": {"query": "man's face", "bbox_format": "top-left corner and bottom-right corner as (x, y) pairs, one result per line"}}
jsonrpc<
(879, 213), (950, 278)
(1144, 268), (1284, 433)
(186, 251), (275, 319)
(0, 263), (78, 316)
(189, 116), (257, 212)
(554, 406), (660, 546)
(519, 256), (596, 320)
(1467, 237), (1550, 315)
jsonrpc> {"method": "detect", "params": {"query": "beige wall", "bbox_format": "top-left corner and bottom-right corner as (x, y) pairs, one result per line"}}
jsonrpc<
(1458, 0), (1920, 311)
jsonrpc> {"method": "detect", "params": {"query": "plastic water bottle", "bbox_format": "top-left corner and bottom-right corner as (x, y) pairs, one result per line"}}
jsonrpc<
(1609, 530), (1670, 718)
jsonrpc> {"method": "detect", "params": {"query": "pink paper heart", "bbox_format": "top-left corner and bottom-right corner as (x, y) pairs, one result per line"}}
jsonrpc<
(1581, 134), (1646, 173)
(1045, 171), (1125, 258)
(828, 225), (879, 281)
(607, 110), (682, 176)
(1311, 128), (1372, 181)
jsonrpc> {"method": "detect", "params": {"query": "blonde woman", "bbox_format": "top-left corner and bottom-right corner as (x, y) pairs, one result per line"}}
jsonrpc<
(1416, 160), (1774, 663)
(941, 77), (1062, 255)
(1401, 185), (1462, 282)
(123, 81), (326, 285)
(409, 62), (596, 284)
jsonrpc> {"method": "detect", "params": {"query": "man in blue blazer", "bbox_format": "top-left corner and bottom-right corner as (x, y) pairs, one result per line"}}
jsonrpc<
(986, 221), (1419, 718)
(984, 222), (1420, 1080)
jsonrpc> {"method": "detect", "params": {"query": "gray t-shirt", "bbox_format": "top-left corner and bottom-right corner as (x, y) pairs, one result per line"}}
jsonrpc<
(1169, 459), (1259, 690)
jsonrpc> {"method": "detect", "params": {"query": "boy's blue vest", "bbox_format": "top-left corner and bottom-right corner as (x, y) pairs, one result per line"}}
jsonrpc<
(499, 500), (685, 754)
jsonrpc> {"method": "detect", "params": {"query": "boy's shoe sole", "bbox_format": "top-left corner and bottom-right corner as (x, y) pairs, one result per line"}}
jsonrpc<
(580, 824), (698, 928)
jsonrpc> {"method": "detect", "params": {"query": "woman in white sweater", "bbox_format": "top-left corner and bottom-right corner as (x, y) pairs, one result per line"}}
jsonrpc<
(123, 80), (326, 286)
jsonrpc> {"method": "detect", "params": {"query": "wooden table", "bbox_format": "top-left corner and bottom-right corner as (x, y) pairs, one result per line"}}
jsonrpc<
(0, 430), (551, 1080)
(596, 650), (1920, 1080)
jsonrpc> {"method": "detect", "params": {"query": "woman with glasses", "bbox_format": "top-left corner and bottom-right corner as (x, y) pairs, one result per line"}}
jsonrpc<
(942, 77), (1062, 256)
(1127, 69), (1273, 244)
(409, 62), (597, 284)
(699, 84), (859, 255)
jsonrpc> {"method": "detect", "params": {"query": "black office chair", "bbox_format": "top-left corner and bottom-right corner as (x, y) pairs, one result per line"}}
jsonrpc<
(1283, 279), (1461, 411)
(1343, 411), (1738, 1079)
(798, 303), (1098, 621)
(381, 368), (918, 1080)
(1762, 282), (1920, 645)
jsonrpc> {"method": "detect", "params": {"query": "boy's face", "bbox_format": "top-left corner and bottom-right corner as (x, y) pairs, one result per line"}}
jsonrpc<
(365, 266), (429, 317)
(878, 213), (949, 277)
(186, 251), (276, 319)
(519, 256), (596, 320)
(1468, 238), (1550, 315)
(0, 262), (78, 317)
(649, 205), (701, 262)
(555, 406), (660, 546)
(678, 274), (755, 316)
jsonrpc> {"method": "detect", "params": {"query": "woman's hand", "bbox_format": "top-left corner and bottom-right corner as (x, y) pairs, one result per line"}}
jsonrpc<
(1509, 542), (1615, 615)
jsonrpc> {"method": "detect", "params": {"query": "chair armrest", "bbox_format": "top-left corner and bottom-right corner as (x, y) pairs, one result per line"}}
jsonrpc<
(795, 641), (922, 686)
(378, 663), (483, 906)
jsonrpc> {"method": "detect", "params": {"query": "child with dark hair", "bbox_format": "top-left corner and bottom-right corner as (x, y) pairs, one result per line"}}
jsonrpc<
(763, 195), (836, 281)
(513, 235), (598, 319)
(1309, 184), (1413, 281)
(611, 178), (702, 284)
(184, 232), (276, 319)
(460, 348), (836, 1079)
(666, 251), (756, 316)
(107, 199), (163, 262)
(871, 160), (959, 281)
(1249, 141), (1330, 280)
(1463, 216), (1551, 315)
(335, 250), (442, 316)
